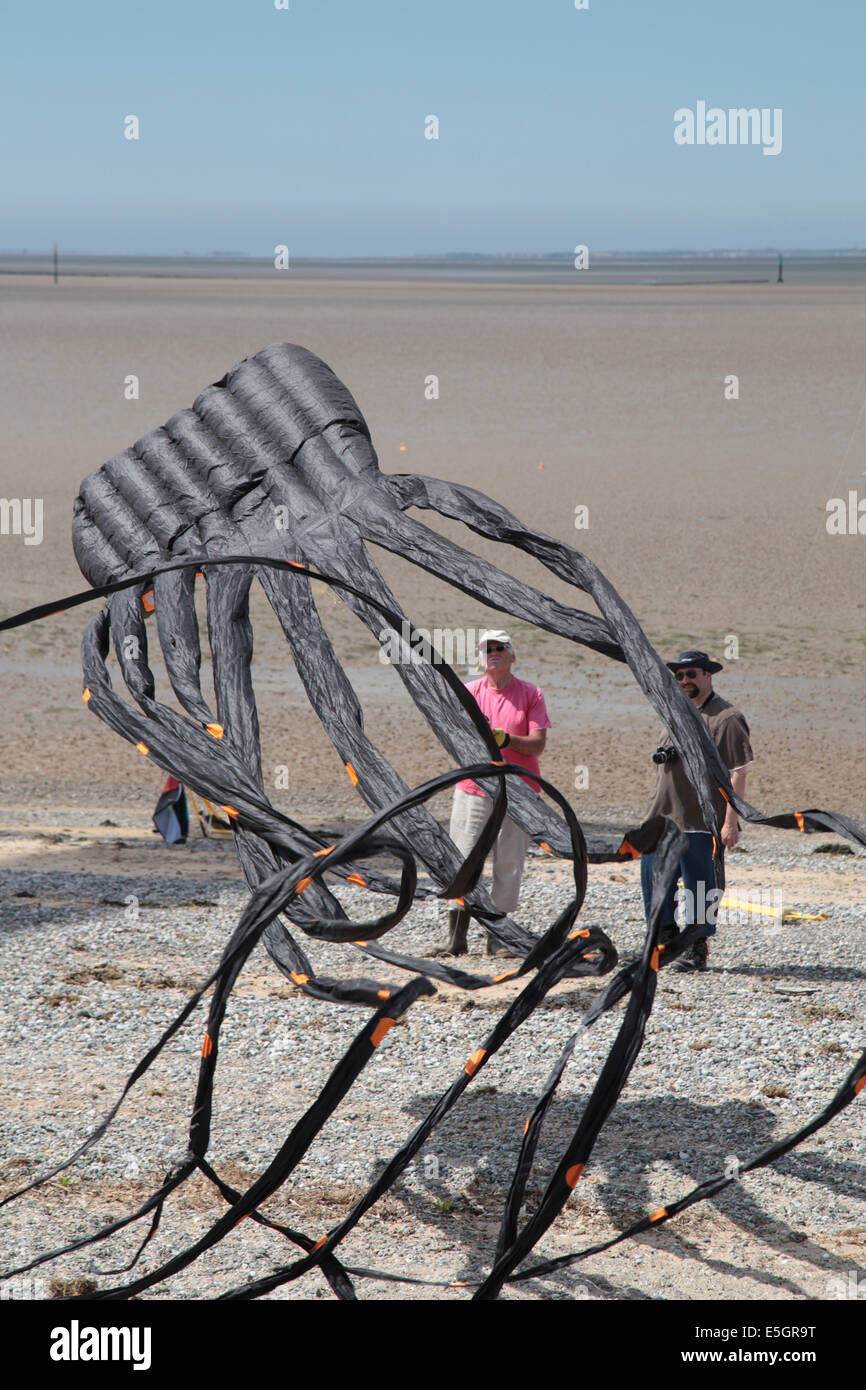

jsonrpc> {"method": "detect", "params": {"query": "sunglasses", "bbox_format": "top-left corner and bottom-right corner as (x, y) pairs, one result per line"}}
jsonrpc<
(484, 644), (508, 653)
(675, 668), (704, 681)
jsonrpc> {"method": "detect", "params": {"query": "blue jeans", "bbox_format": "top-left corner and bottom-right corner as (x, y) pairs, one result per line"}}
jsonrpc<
(640, 831), (718, 937)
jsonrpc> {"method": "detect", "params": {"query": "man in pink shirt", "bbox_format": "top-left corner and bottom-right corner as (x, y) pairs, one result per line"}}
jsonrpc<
(437, 629), (551, 957)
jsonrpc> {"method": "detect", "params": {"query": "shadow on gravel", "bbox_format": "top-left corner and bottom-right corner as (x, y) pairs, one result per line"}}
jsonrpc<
(385, 1088), (859, 1299)
(724, 963), (866, 984)
(0, 871), (240, 936)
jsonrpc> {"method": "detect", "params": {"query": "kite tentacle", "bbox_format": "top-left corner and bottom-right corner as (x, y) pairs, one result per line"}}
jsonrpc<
(249, 527), (531, 947)
(378, 476), (623, 659)
(261, 519), (524, 903)
(152, 566), (213, 724)
(203, 563), (263, 777)
(384, 472), (728, 880)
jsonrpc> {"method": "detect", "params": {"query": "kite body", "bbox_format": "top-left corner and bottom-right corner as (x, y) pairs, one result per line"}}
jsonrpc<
(70, 342), (641, 986)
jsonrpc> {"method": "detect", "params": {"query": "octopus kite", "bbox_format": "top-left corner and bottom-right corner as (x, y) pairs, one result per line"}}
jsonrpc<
(1, 343), (863, 1299)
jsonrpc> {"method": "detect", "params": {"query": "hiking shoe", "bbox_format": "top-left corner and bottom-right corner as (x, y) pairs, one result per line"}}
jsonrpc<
(673, 937), (709, 973)
(658, 923), (680, 946)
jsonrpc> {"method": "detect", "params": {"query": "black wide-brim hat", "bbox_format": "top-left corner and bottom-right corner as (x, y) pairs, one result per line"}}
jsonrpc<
(666, 648), (723, 675)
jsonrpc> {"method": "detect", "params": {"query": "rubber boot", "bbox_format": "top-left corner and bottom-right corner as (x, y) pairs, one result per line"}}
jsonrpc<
(485, 930), (511, 959)
(430, 908), (470, 957)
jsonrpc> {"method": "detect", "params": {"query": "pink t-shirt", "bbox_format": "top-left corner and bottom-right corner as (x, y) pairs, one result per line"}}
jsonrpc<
(457, 675), (551, 796)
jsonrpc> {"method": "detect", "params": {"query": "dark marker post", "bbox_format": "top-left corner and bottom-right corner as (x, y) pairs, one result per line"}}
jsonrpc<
(777, 251), (783, 283)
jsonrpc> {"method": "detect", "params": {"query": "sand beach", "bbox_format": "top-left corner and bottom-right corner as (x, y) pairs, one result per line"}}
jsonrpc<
(1, 265), (865, 829)
(1, 264), (864, 1302)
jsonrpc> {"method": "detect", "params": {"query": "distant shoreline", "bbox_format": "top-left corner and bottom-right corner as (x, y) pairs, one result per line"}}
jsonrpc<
(2, 250), (865, 287)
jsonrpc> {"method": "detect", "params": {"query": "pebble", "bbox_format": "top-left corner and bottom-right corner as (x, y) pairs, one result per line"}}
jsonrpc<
(0, 833), (863, 1300)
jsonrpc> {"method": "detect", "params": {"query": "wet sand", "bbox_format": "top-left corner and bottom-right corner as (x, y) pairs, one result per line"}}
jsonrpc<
(1, 272), (865, 831)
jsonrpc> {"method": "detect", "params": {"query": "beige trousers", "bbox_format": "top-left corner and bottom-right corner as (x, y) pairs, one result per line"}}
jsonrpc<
(449, 788), (531, 914)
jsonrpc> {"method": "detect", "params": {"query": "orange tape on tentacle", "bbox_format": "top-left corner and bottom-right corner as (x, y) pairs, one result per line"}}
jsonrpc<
(465, 1048), (486, 1077)
(371, 1018), (395, 1047)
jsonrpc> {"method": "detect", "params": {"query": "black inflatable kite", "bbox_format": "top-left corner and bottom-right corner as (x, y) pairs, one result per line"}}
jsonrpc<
(1, 343), (863, 1300)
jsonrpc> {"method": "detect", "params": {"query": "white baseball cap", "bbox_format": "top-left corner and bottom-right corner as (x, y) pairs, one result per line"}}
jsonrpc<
(478, 629), (513, 650)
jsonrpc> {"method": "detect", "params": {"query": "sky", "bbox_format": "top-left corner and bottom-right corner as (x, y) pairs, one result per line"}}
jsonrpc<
(2, 0), (863, 256)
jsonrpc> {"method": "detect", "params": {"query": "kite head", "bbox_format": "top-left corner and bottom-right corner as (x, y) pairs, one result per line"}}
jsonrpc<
(71, 342), (377, 589)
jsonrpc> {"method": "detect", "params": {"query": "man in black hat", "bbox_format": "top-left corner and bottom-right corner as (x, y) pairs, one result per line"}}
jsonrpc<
(641, 649), (753, 972)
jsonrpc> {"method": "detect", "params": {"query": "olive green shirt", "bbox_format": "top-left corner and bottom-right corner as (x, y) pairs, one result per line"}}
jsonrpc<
(647, 692), (754, 832)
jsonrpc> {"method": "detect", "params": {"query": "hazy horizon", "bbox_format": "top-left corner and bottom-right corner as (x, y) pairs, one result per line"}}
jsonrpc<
(3, 246), (864, 260)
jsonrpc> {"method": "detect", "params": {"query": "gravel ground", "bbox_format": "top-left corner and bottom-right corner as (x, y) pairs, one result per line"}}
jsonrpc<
(0, 830), (864, 1302)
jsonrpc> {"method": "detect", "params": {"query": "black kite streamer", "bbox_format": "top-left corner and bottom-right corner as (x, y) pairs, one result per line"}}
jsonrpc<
(1, 343), (863, 1299)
